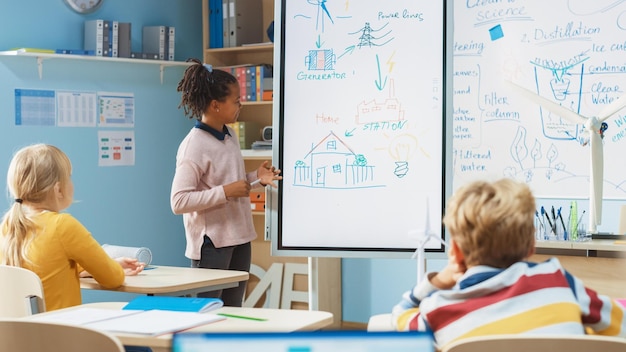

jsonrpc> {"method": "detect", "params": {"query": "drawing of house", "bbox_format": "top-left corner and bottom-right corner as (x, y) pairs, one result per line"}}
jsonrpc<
(293, 131), (379, 189)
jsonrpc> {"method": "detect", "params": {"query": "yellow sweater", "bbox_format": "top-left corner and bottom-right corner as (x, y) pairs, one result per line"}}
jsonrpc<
(23, 211), (125, 311)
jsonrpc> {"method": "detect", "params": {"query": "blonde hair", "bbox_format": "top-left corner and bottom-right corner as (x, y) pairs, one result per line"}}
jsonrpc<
(0, 144), (72, 266)
(443, 178), (536, 268)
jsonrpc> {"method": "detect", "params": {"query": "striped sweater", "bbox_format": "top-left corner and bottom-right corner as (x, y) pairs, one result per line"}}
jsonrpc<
(392, 258), (626, 348)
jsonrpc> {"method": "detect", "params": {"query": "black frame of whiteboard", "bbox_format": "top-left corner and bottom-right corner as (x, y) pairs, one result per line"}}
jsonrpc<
(271, 0), (452, 258)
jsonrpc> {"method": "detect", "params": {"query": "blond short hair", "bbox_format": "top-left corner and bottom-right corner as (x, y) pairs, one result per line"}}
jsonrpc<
(443, 178), (536, 268)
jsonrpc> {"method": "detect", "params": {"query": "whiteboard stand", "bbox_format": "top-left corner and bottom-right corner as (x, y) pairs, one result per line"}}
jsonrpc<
(308, 257), (342, 329)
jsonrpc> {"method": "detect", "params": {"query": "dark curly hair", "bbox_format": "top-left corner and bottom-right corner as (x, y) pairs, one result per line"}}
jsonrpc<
(177, 58), (238, 120)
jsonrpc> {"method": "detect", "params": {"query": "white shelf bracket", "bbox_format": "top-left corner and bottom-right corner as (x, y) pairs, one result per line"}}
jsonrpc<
(159, 64), (165, 84)
(37, 56), (43, 79)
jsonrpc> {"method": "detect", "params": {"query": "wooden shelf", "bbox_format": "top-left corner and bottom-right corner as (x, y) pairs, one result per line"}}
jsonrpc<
(241, 149), (272, 160)
(204, 45), (274, 67)
(0, 50), (192, 83)
(242, 100), (272, 107)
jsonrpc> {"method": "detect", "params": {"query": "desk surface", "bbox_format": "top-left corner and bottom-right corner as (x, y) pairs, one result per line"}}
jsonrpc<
(80, 265), (249, 296)
(535, 239), (626, 252)
(29, 302), (334, 352)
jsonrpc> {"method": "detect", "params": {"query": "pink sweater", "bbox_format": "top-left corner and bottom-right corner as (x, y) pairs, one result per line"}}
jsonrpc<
(170, 126), (257, 259)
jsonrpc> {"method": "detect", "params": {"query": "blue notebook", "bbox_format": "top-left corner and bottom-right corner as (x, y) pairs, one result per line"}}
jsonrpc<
(123, 296), (224, 313)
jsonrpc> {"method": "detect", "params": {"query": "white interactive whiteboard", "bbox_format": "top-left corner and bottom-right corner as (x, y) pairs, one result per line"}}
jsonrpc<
(271, 0), (449, 257)
(452, 1), (626, 200)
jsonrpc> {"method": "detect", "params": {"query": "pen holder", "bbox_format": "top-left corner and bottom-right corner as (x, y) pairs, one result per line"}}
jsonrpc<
(575, 222), (591, 242)
(554, 220), (566, 241)
(102, 244), (153, 265)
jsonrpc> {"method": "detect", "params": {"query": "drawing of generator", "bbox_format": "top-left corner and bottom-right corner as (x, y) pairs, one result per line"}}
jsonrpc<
(305, 49), (336, 71)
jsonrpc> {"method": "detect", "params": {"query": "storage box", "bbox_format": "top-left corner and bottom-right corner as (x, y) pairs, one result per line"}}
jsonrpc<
(249, 190), (266, 203)
(250, 202), (265, 211)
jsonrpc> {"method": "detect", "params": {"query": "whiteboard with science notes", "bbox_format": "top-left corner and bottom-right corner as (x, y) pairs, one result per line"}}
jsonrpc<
(270, 0), (450, 257)
(451, 0), (626, 201)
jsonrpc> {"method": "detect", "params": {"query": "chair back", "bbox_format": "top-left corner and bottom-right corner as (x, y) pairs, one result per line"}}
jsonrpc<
(0, 265), (45, 317)
(0, 319), (125, 352)
(442, 334), (626, 352)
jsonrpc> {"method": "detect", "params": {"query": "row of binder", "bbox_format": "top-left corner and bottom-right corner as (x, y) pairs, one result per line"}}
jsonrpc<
(208, 0), (265, 48)
(80, 20), (175, 60)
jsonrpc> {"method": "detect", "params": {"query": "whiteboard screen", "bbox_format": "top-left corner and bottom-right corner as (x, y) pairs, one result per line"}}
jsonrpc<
(452, 1), (626, 200)
(273, 0), (447, 256)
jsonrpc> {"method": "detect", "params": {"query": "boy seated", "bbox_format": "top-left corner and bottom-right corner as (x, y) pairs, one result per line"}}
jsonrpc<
(392, 178), (626, 348)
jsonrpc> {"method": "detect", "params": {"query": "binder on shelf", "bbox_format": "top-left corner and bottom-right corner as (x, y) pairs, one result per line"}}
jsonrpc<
(209, 0), (223, 48)
(142, 25), (167, 60)
(167, 26), (175, 61)
(246, 66), (255, 101)
(222, 0), (230, 47)
(84, 19), (111, 56)
(123, 295), (224, 313)
(235, 66), (247, 102)
(117, 22), (132, 58)
(207, 0), (215, 48)
(111, 21), (119, 57)
(227, 0), (264, 47)
(256, 64), (273, 101)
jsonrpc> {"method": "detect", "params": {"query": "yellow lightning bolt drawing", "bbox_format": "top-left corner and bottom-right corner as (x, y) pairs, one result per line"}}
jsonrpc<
(387, 50), (396, 72)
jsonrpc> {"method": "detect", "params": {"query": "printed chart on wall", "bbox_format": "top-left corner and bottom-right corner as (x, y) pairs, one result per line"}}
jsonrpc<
(453, 0), (626, 200)
(276, 0), (446, 254)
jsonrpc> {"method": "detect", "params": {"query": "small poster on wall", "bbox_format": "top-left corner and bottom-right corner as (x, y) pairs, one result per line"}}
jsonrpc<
(97, 91), (135, 127)
(97, 130), (135, 167)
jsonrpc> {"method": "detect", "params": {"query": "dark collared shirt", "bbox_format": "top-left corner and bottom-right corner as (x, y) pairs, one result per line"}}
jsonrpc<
(194, 120), (231, 140)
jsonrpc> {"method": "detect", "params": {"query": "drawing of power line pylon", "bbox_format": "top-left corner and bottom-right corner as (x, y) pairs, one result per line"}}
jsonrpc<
(350, 22), (394, 48)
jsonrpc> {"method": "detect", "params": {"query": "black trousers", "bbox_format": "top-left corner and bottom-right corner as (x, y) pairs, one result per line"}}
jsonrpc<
(191, 235), (251, 307)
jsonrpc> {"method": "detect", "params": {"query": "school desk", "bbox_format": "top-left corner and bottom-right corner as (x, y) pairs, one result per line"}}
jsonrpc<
(25, 301), (334, 352)
(531, 239), (626, 298)
(80, 265), (249, 297)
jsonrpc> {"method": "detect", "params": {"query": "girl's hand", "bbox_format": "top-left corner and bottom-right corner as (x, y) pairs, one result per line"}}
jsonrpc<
(115, 257), (145, 276)
(255, 160), (283, 188)
(223, 180), (251, 198)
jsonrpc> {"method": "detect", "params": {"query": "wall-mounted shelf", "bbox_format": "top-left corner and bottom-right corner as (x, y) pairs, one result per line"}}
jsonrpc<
(0, 50), (193, 83)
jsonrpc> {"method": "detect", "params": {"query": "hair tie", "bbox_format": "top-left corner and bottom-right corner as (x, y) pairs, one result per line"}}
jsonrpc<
(15, 198), (23, 204)
(203, 63), (213, 73)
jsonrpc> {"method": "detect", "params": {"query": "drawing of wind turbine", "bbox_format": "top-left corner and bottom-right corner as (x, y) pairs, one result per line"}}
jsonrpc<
(505, 80), (626, 234)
